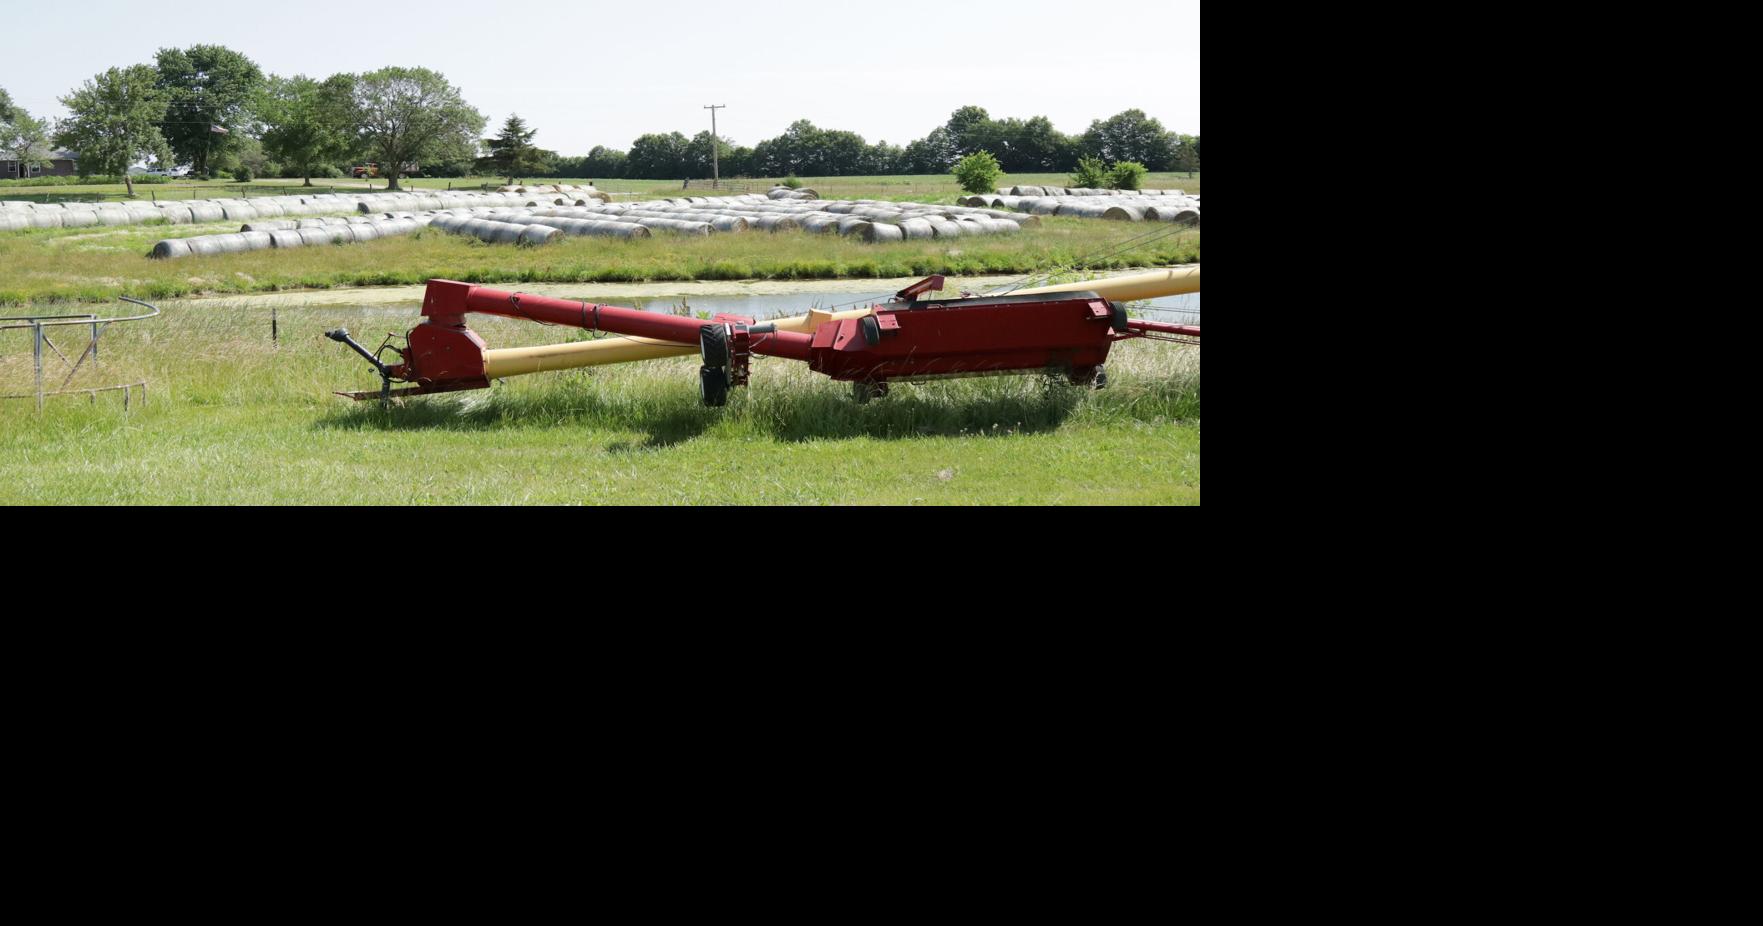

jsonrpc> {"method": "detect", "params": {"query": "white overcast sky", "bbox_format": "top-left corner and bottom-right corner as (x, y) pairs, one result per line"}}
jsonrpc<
(1, 0), (1200, 153)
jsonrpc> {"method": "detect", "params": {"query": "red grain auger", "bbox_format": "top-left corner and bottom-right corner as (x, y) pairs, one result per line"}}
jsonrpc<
(328, 274), (1199, 405)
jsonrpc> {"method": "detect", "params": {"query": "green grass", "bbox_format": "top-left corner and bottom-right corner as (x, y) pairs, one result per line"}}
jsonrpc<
(0, 297), (1199, 505)
(0, 215), (1199, 306)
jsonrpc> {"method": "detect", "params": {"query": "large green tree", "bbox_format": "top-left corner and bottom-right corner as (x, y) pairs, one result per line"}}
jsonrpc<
(155, 45), (264, 179)
(54, 65), (171, 197)
(626, 131), (689, 179)
(2, 87), (58, 178)
(1081, 109), (1179, 170)
(350, 67), (486, 191)
(483, 114), (550, 184)
(1, 109), (57, 177)
(260, 74), (356, 186)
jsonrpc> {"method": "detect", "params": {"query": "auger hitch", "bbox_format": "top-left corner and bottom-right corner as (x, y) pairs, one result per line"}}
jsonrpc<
(331, 277), (1199, 407)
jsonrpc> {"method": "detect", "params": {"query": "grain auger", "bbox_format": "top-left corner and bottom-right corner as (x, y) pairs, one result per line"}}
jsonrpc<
(329, 272), (1200, 406)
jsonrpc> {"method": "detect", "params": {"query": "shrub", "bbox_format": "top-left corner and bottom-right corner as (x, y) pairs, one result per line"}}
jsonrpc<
(232, 166), (254, 182)
(0, 174), (171, 187)
(1070, 156), (1108, 189)
(782, 175), (803, 189)
(951, 150), (1003, 194)
(316, 165), (346, 179)
(1105, 161), (1147, 191)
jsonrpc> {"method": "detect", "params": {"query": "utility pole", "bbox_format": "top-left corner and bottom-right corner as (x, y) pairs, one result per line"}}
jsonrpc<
(704, 104), (726, 188)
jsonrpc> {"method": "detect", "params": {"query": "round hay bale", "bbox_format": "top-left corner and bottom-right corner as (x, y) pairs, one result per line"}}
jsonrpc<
(297, 227), (349, 246)
(867, 223), (904, 243)
(896, 218), (935, 239)
(1103, 206), (1145, 222)
(148, 239), (193, 260)
(518, 225), (559, 246)
(268, 230), (307, 249)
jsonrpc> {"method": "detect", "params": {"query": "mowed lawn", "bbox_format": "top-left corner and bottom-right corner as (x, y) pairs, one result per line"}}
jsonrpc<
(0, 298), (1199, 505)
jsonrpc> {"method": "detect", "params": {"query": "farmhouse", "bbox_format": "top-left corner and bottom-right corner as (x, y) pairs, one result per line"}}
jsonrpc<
(2, 149), (79, 179)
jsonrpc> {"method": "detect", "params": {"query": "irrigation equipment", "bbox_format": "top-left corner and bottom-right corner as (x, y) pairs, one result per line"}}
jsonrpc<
(1, 297), (158, 411)
(329, 275), (1199, 407)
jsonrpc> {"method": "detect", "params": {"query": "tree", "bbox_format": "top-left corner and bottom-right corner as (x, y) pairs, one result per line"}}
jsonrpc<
(484, 114), (550, 184)
(1081, 109), (1179, 170)
(155, 45), (264, 179)
(945, 105), (997, 157)
(584, 145), (627, 179)
(903, 127), (958, 174)
(952, 150), (1003, 194)
(683, 130), (733, 179)
(1070, 155), (1108, 189)
(0, 86), (21, 124)
(627, 132), (689, 179)
(1105, 161), (1146, 190)
(1008, 116), (1075, 171)
(1172, 134), (1201, 173)
(349, 67), (486, 191)
(260, 74), (356, 186)
(1, 107), (57, 179)
(55, 66), (171, 197)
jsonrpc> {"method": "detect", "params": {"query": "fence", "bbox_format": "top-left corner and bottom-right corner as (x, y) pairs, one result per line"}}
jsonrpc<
(0, 298), (158, 411)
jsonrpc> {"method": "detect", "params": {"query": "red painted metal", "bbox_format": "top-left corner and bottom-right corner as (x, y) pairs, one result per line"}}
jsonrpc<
(339, 278), (1199, 402)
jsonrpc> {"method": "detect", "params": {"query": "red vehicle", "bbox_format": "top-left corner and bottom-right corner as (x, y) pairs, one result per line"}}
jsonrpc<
(351, 162), (422, 179)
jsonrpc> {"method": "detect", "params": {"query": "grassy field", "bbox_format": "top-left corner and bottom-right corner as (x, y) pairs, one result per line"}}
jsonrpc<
(2, 172), (1200, 506)
(0, 213), (1199, 306)
(0, 295), (1199, 504)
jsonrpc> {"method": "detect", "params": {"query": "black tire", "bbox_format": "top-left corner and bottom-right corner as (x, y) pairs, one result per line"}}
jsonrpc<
(699, 324), (730, 368)
(853, 380), (876, 404)
(860, 314), (881, 347)
(699, 366), (729, 407)
(1094, 365), (1108, 390)
(1109, 301), (1129, 334)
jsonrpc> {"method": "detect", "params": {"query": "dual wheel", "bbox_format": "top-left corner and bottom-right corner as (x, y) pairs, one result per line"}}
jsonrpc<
(699, 324), (731, 407)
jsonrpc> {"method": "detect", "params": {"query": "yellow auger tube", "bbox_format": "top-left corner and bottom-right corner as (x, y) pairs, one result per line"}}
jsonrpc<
(480, 268), (1199, 379)
(1007, 266), (1200, 302)
(482, 307), (875, 379)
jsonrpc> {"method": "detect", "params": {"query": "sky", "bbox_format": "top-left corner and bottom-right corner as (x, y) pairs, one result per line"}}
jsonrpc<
(0, 0), (1200, 154)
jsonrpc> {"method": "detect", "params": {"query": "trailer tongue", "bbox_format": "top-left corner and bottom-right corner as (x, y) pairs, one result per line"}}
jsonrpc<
(330, 275), (1199, 406)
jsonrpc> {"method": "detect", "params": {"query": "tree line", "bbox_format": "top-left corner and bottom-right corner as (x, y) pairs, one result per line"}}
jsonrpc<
(556, 106), (1199, 180)
(2, 47), (1198, 194)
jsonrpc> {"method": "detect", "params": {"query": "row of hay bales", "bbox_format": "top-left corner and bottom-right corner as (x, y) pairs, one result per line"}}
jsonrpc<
(497, 184), (607, 199)
(141, 189), (1051, 257)
(0, 189), (563, 232)
(352, 190), (610, 213)
(527, 194), (1034, 242)
(1000, 185), (1192, 197)
(148, 214), (437, 259)
(147, 201), (649, 257)
(962, 192), (1202, 225)
(766, 187), (820, 200)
